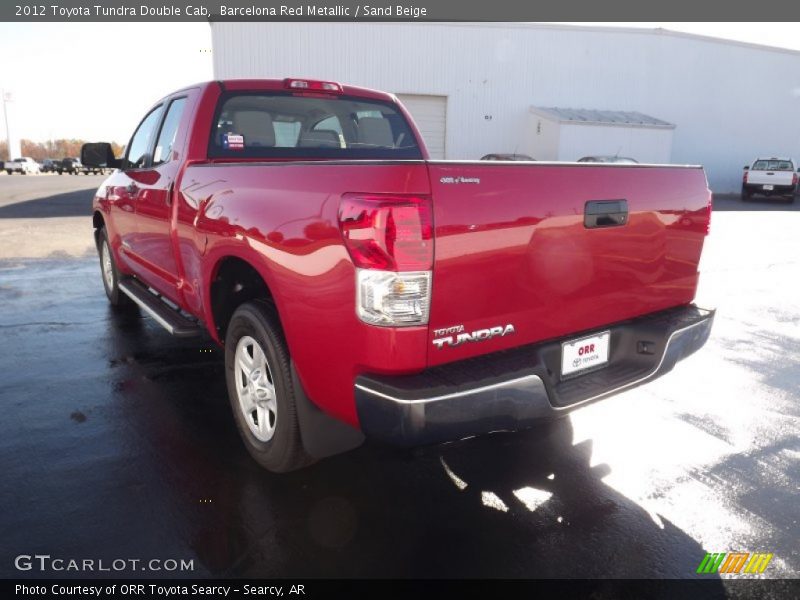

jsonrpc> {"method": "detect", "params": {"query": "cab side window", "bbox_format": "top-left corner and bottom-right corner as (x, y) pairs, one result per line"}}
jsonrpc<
(125, 106), (164, 169)
(153, 98), (187, 166)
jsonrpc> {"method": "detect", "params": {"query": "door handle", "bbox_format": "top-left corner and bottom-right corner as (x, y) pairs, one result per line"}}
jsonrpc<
(126, 182), (139, 195)
(585, 200), (628, 228)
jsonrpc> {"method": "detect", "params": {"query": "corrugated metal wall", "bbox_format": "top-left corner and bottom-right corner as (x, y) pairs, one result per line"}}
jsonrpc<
(212, 23), (800, 192)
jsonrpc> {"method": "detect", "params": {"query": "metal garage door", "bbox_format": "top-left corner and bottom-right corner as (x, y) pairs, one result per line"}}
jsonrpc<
(396, 94), (447, 159)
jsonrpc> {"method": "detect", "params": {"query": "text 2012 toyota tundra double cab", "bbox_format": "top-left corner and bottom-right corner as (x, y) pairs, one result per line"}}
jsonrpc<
(83, 78), (714, 472)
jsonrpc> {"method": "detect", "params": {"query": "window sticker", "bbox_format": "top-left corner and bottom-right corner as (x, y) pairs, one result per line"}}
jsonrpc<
(223, 133), (245, 150)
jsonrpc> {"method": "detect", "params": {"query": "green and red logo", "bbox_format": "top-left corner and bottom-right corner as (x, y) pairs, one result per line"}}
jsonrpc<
(696, 552), (773, 574)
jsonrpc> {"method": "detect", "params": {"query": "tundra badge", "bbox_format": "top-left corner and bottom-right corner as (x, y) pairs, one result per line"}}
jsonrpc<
(432, 324), (515, 349)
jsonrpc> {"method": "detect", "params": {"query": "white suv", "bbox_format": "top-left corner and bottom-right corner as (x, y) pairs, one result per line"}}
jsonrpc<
(742, 157), (797, 202)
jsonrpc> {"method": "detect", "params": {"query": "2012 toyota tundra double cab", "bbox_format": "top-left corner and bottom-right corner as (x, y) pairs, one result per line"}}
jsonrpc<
(83, 78), (715, 472)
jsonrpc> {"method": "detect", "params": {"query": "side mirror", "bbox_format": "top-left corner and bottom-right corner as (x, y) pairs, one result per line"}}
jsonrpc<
(743, 165), (750, 170)
(81, 142), (121, 169)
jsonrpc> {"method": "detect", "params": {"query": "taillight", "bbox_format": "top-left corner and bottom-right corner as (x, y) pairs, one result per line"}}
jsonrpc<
(743, 171), (748, 183)
(338, 194), (432, 271)
(339, 194), (433, 327)
(793, 173), (798, 186)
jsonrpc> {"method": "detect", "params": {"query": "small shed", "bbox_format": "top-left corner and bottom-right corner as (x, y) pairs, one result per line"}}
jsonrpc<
(523, 107), (676, 163)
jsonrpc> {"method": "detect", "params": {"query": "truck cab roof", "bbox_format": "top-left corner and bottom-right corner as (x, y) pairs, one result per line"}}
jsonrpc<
(170, 78), (397, 105)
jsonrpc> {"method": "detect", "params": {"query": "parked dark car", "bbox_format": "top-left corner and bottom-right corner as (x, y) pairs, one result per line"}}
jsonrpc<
(578, 155), (639, 164)
(58, 158), (80, 174)
(41, 158), (60, 173)
(58, 157), (106, 175)
(481, 153), (535, 161)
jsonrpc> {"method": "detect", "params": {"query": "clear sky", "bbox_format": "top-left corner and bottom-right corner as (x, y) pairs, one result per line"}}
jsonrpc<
(0, 23), (213, 144)
(0, 22), (798, 145)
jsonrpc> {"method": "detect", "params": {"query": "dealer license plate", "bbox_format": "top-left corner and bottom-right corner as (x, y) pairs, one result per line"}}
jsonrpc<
(763, 184), (774, 191)
(561, 331), (611, 377)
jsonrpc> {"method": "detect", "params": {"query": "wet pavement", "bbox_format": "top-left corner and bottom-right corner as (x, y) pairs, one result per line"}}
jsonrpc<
(0, 190), (798, 581)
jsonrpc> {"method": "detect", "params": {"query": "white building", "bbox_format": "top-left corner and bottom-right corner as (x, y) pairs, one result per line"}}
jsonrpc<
(525, 107), (675, 163)
(211, 23), (800, 193)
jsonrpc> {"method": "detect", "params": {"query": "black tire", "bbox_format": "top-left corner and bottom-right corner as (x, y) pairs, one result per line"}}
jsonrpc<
(741, 187), (752, 201)
(225, 301), (314, 473)
(97, 228), (134, 308)
(5, 170), (11, 175)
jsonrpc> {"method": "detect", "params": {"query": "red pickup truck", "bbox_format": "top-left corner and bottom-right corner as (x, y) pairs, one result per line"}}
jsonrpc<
(82, 78), (714, 472)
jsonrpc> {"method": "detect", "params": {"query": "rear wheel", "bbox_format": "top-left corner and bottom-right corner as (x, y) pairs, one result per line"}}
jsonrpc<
(741, 187), (752, 201)
(225, 301), (313, 473)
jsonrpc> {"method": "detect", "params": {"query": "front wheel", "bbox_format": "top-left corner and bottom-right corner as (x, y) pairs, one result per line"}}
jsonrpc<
(225, 301), (313, 473)
(97, 228), (134, 308)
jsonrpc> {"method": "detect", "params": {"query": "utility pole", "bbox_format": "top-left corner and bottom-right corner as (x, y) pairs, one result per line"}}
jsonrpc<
(1, 89), (19, 162)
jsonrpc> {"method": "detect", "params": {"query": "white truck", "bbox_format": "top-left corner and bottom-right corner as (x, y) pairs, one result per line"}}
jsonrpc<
(4, 157), (41, 175)
(742, 157), (797, 202)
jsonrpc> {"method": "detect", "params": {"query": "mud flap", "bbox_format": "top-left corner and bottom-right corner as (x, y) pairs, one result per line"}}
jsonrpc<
(291, 361), (365, 459)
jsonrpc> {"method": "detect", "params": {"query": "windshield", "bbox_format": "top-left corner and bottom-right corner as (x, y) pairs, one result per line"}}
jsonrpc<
(752, 160), (793, 171)
(209, 92), (423, 160)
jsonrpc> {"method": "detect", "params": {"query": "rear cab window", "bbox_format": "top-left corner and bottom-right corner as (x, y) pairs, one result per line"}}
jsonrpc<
(752, 160), (793, 171)
(208, 92), (422, 160)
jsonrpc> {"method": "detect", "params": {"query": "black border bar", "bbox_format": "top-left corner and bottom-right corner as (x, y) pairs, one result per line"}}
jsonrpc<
(5, 578), (800, 599)
(2, 1), (799, 22)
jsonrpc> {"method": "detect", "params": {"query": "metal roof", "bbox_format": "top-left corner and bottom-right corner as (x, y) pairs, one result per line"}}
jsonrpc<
(530, 106), (675, 129)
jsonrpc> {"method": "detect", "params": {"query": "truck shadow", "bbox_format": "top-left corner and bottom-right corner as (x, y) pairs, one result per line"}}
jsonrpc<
(197, 425), (724, 583)
(0, 188), (95, 218)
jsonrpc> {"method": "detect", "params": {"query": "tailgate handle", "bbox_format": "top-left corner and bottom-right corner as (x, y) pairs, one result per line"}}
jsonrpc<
(585, 200), (628, 228)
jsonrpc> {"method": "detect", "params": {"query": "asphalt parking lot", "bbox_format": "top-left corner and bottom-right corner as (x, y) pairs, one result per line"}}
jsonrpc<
(0, 177), (798, 581)
(0, 173), (105, 258)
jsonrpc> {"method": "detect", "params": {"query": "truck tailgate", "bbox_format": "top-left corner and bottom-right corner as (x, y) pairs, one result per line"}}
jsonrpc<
(747, 170), (794, 186)
(426, 162), (711, 366)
